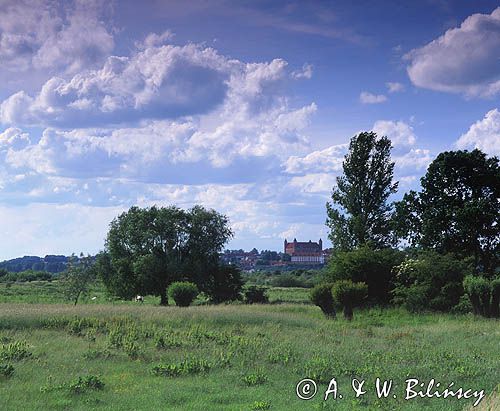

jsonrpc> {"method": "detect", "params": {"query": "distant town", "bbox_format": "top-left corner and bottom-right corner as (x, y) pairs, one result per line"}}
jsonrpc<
(221, 238), (332, 271)
(0, 238), (332, 273)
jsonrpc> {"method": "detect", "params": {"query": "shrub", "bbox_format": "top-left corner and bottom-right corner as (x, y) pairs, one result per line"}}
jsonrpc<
(123, 336), (141, 359)
(42, 375), (105, 394)
(392, 252), (471, 313)
(154, 334), (183, 349)
(463, 276), (500, 318)
(68, 375), (105, 393)
(310, 284), (336, 318)
(203, 264), (244, 303)
(152, 357), (211, 377)
(242, 371), (268, 386)
(325, 246), (404, 305)
(0, 341), (32, 361)
(331, 280), (368, 320)
(243, 286), (269, 304)
(251, 401), (271, 410)
(168, 282), (199, 307)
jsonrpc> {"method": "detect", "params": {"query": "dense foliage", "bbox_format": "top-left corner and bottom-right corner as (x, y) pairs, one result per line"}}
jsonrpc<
(395, 150), (499, 276)
(0, 270), (53, 283)
(324, 246), (403, 305)
(243, 269), (321, 288)
(310, 283), (335, 317)
(243, 286), (269, 304)
(168, 282), (199, 307)
(0, 255), (69, 273)
(463, 276), (500, 318)
(326, 131), (398, 251)
(391, 252), (471, 313)
(331, 280), (368, 320)
(97, 205), (237, 305)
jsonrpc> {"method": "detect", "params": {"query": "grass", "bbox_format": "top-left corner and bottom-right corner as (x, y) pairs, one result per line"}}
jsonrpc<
(0, 296), (498, 410)
(0, 281), (311, 305)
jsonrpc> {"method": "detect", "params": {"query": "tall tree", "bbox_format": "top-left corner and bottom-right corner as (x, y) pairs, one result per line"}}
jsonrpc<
(395, 149), (499, 275)
(326, 131), (398, 251)
(98, 205), (235, 305)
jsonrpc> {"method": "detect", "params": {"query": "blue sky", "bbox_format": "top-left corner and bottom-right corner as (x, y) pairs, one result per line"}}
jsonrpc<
(0, 0), (499, 260)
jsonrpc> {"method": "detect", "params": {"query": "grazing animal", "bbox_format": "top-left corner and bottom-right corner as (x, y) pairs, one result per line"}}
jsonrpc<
(135, 295), (144, 303)
(91, 296), (97, 301)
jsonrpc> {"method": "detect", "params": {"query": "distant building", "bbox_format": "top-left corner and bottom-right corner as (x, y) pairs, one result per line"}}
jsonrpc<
(284, 238), (324, 264)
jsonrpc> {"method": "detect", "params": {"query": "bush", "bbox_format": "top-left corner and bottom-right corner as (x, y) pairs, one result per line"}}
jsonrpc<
(242, 371), (268, 386)
(331, 280), (368, 320)
(310, 284), (336, 318)
(152, 357), (211, 377)
(463, 276), (500, 318)
(168, 282), (199, 307)
(243, 286), (269, 304)
(204, 265), (243, 303)
(325, 246), (404, 305)
(392, 252), (471, 313)
(0, 341), (32, 361)
(0, 270), (53, 283)
(69, 375), (105, 393)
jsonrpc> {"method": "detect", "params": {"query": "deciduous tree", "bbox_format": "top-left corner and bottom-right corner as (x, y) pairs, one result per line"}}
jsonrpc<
(395, 149), (499, 275)
(326, 132), (398, 251)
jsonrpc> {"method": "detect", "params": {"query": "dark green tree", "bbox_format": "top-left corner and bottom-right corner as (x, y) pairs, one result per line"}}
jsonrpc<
(395, 149), (499, 275)
(98, 205), (235, 305)
(326, 132), (398, 251)
(325, 246), (404, 305)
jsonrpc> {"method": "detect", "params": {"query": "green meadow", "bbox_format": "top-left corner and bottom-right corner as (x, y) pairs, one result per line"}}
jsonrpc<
(0, 283), (499, 410)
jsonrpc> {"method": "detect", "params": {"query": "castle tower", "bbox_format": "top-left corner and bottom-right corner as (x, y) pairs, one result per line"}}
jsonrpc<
(319, 238), (323, 251)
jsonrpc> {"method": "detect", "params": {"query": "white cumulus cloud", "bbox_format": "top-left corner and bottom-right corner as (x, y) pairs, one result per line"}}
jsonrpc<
(405, 7), (500, 97)
(456, 109), (500, 155)
(372, 120), (416, 147)
(0, 0), (114, 74)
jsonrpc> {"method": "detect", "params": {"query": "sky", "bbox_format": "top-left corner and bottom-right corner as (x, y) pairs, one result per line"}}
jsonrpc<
(0, 0), (499, 260)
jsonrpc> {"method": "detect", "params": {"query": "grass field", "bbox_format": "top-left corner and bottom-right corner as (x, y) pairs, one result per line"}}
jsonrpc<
(0, 281), (311, 305)
(0, 283), (498, 410)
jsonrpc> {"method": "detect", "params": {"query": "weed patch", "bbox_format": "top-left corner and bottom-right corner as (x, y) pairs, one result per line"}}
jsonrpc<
(152, 357), (211, 377)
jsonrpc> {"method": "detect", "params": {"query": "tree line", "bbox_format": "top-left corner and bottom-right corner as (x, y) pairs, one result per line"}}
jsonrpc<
(58, 130), (498, 314)
(315, 131), (499, 319)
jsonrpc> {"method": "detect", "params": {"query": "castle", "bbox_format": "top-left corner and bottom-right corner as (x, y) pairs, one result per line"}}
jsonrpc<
(284, 238), (324, 264)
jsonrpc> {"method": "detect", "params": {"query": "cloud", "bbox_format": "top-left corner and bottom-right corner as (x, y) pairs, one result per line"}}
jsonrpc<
(2, 99), (315, 182)
(386, 82), (404, 93)
(405, 7), (500, 97)
(394, 148), (433, 170)
(0, 0), (114, 74)
(0, 36), (317, 139)
(456, 109), (500, 155)
(372, 120), (416, 146)
(0, 127), (31, 149)
(0, 42), (231, 127)
(284, 121), (431, 182)
(288, 173), (337, 193)
(291, 63), (313, 79)
(360, 91), (387, 104)
(283, 144), (347, 174)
